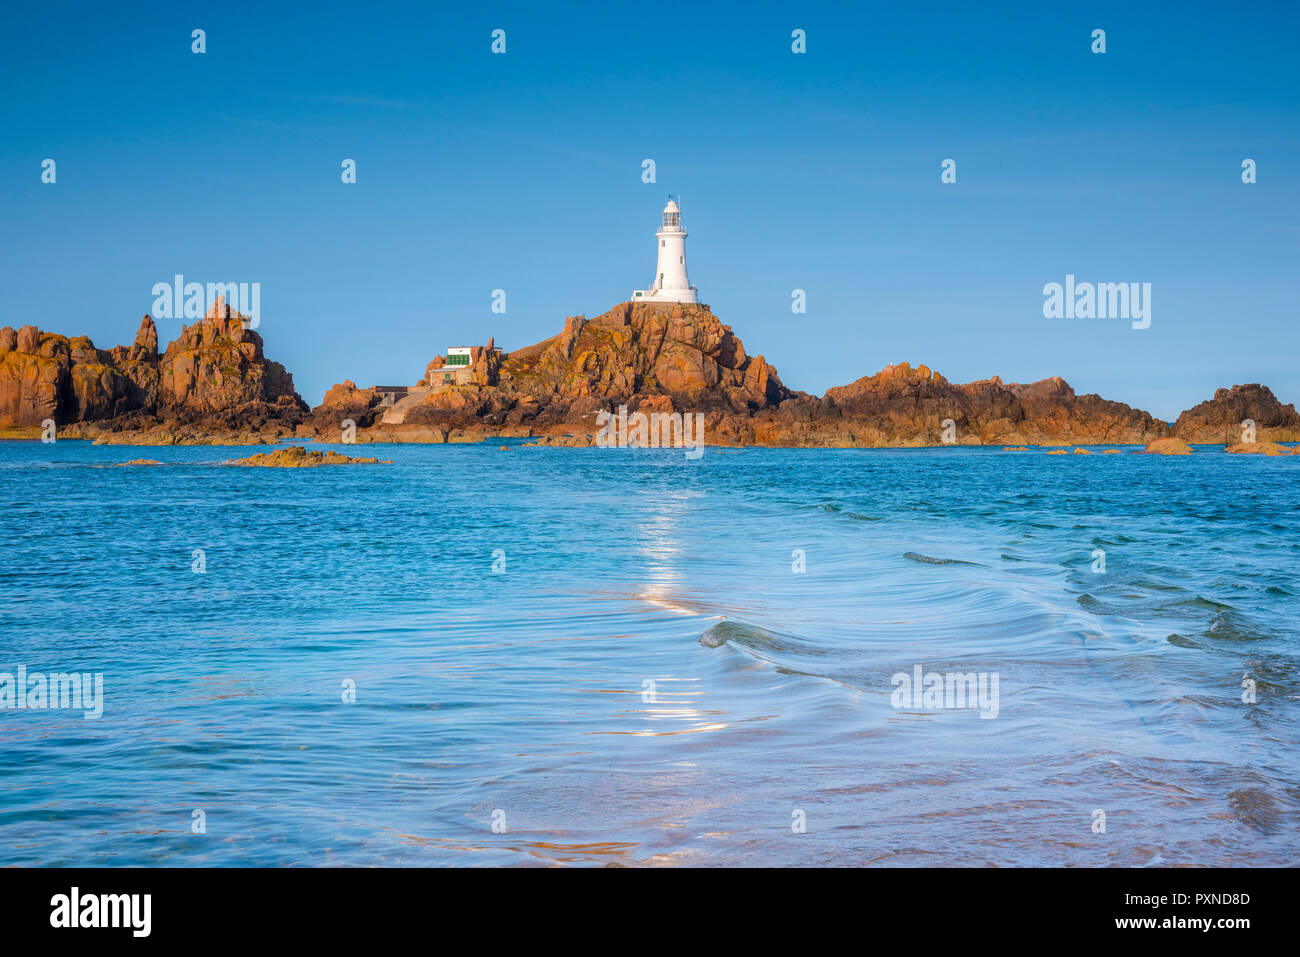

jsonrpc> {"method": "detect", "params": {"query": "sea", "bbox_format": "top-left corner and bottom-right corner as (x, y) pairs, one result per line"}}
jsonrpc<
(1, 439), (1296, 866)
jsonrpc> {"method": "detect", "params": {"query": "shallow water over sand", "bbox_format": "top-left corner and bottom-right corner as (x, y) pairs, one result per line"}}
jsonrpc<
(1, 441), (1296, 865)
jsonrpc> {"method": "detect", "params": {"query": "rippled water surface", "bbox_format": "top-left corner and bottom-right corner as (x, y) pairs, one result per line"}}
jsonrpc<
(1, 440), (1297, 866)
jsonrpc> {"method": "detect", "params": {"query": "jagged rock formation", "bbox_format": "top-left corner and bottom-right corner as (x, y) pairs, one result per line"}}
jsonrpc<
(0, 318), (157, 427)
(0, 298), (306, 441)
(809, 364), (1163, 446)
(312, 304), (1173, 448)
(316, 379), (381, 428)
(482, 301), (785, 416)
(508, 303), (784, 409)
(706, 364), (1166, 447)
(311, 301), (790, 441)
(1171, 384), (1300, 443)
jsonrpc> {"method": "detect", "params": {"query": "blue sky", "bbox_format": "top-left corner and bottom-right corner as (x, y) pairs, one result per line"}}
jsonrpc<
(3, 0), (1297, 419)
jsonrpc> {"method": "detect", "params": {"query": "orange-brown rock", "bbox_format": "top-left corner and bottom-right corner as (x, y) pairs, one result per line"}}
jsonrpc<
(159, 299), (300, 417)
(498, 303), (784, 410)
(227, 445), (391, 467)
(323, 301), (1256, 449)
(1225, 441), (1297, 455)
(0, 299), (305, 441)
(318, 380), (379, 412)
(355, 302), (789, 442)
(1144, 437), (1193, 455)
(808, 363), (1164, 447)
(1173, 384), (1300, 443)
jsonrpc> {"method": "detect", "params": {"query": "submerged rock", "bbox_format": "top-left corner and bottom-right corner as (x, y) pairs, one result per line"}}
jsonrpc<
(1144, 437), (1193, 455)
(1225, 441), (1297, 456)
(227, 445), (391, 467)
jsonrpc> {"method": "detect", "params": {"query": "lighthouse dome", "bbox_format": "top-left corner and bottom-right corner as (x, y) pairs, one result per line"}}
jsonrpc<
(660, 197), (683, 231)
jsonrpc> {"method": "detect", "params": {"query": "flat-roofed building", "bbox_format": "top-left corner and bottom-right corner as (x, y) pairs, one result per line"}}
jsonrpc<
(428, 347), (477, 388)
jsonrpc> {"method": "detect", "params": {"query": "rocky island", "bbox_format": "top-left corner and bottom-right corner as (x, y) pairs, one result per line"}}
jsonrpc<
(0, 298), (305, 445)
(307, 300), (1298, 449)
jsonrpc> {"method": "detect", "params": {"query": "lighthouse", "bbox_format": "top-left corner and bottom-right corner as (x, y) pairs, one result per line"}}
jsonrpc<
(631, 197), (699, 304)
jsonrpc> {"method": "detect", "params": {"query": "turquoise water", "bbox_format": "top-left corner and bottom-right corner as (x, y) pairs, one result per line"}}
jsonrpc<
(1, 440), (1297, 866)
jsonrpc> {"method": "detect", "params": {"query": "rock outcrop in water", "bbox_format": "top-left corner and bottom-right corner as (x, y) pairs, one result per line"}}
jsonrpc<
(312, 304), (1169, 447)
(310, 301), (793, 442)
(1225, 441), (1300, 455)
(763, 363), (1166, 447)
(227, 445), (390, 467)
(432, 301), (786, 416)
(0, 299), (307, 443)
(1171, 384), (1300, 444)
(1144, 437), (1193, 455)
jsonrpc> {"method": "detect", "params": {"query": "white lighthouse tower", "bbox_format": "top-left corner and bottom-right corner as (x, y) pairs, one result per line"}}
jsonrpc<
(631, 197), (699, 304)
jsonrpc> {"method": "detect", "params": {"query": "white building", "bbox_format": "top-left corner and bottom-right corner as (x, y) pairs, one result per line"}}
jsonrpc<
(426, 346), (476, 388)
(631, 198), (699, 304)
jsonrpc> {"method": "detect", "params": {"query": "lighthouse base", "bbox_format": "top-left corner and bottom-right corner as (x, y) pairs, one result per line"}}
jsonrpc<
(630, 286), (699, 305)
